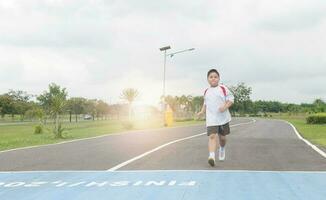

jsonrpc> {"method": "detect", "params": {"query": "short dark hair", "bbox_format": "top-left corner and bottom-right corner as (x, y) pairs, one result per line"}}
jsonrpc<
(207, 69), (219, 78)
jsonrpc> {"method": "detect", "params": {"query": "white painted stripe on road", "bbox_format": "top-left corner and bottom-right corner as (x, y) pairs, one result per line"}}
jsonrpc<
(1, 169), (325, 173)
(107, 133), (206, 171)
(284, 121), (326, 159)
(107, 169), (326, 173)
(0, 123), (206, 154)
(107, 119), (256, 171)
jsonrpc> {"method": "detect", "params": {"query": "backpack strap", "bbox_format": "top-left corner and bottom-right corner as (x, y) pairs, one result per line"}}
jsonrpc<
(204, 88), (208, 96)
(220, 85), (226, 97)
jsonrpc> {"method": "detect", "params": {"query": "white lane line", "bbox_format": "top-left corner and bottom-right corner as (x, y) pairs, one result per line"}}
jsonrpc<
(107, 119), (256, 171)
(0, 123), (206, 154)
(1, 169), (326, 174)
(284, 121), (326, 159)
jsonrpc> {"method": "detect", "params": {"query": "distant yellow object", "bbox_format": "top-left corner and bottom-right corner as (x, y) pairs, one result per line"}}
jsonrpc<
(165, 105), (174, 127)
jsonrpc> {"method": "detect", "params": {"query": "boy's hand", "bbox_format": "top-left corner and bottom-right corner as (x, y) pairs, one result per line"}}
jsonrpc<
(219, 101), (232, 112)
(219, 105), (227, 112)
(196, 111), (204, 117)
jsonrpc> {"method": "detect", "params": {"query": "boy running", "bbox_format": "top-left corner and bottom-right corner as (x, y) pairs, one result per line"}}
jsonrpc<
(197, 69), (234, 167)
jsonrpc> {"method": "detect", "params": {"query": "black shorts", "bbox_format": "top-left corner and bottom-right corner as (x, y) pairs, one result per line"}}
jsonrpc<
(207, 123), (230, 136)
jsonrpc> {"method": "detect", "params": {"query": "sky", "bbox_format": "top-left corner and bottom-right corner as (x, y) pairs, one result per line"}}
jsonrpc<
(0, 0), (325, 106)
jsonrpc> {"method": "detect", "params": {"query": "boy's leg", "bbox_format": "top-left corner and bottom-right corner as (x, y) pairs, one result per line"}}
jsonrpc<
(208, 133), (217, 166)
(218, 123), (230, 161)
(207, 126), (218, 166)
(208, 133), (217, 153)
(218, 134), (226, 147)
(218, 135), (226, 161)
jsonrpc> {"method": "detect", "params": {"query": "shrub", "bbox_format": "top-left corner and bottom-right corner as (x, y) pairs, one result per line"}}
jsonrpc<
(306, 113), (326, 124)
(34, 125), (43, 134)
(25, 108), (44, 122)
(53, 123), (67, 138)
(122, 121), (133, 130)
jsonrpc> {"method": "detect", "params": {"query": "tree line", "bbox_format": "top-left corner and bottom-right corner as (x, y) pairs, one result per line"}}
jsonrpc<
(163, 83), (325, 116)
(1, 82), (325, 122)
(228, 83), (325, 116)
(0, 83), (143, 138)
(1, 82), (325, 137)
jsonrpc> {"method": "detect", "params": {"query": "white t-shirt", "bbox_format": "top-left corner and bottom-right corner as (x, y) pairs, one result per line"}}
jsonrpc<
(204, 85), (234, 127)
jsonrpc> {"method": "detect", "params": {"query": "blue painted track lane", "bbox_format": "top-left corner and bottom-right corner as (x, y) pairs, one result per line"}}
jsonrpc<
(0, 171), (325, 200)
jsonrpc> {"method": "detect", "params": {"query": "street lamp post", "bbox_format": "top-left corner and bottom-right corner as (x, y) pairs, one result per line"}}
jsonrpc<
(159, 46), (195, 125)
(159, 46), (171, 101)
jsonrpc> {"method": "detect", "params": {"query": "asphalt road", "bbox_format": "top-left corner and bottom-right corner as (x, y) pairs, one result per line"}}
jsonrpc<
(0, 118), (325, 171)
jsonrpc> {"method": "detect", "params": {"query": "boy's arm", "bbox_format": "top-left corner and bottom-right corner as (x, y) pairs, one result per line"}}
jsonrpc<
(219, 101), (233, 112)
(197, 103), (206, 117)
(219, 86), (234, 112)
(197, 89), (207, 116)
(197, 103), (206, 116)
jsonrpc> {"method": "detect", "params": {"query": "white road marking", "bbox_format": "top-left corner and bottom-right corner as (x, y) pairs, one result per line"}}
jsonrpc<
(0, 169), (325, 173)
(284, 120), (326, 159)
(107, 119), (256, 171)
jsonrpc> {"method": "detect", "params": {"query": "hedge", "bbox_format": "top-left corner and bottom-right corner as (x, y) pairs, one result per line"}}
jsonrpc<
(306, 113), (326, 124)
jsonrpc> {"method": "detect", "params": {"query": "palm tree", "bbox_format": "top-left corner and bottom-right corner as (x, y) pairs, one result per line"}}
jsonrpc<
(37, 83), (67, 138)
(120, 88), (139, 120)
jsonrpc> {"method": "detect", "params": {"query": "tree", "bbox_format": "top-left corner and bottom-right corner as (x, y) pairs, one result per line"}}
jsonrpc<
(312, 99), (325, 113)
(25, 107), (45, 123)
(286, 103), (300, 115)
(120, 88), (139, 120)
(191, 96), (204, 113)
(165, 95), (178, 112)
(229, 83), (252, 115)
(248, 100), (259, 115)
(66, 97), (86, 122)
(95, 100), (110, 120)
(178, 95), (193, 111)
(0, 94), (15, 118)
(37, 83), (68, 138)
(84, 99), (97, 120)
(7, 90), (32, 121)
(108, 104), (127, 120)
(0, 90), (32, 121)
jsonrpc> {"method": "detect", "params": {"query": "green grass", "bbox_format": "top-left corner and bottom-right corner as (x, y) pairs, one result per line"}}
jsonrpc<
(0, 118), (204, 151)
(268, 113), (326, 148)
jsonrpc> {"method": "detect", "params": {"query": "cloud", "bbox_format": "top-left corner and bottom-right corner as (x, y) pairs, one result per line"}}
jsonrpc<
(254, 0), (326, 32)
(0, 0), (325, 105)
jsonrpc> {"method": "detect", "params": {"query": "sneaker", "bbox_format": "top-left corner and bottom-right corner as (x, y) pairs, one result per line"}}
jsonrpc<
(219, 147), (225, 161)
(208, 156), (215, 167)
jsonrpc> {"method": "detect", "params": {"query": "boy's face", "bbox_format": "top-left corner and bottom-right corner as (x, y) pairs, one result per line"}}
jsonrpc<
(207, 72), (219, 87)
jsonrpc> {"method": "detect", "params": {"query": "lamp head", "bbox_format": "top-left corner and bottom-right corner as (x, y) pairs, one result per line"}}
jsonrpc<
(159, 46), (171, 51)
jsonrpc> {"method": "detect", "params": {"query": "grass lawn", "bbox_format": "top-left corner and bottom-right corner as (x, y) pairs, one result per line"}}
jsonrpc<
(0, 118), (204, 151)
(269, 114), (326, 148)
